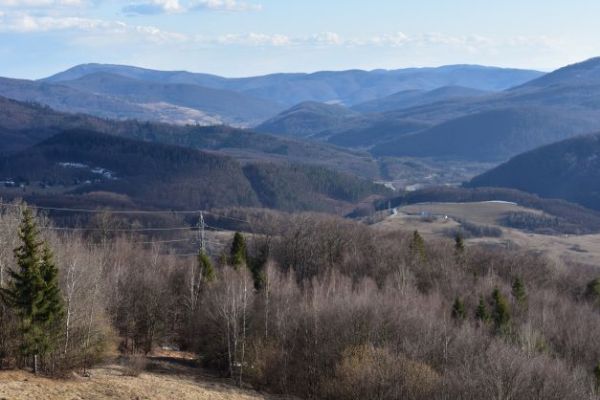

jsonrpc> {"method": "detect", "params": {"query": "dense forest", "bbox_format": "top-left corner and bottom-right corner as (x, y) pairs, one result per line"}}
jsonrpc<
(0, 130), (389, 213)
(2, 202), (600, 399)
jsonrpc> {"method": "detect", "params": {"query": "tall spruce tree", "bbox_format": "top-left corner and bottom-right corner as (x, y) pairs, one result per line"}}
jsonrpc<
(492, 288), (511, 334)
(409, 230), (426, 263)
(454, 233), (465, 264)
(594, 363), (600, 390)
(1, 208), (64, 373)
(198, 250), (216, 283)
(586, 278), (600, 300)
(230, 232), (247, 268)
(39, 244), (64, 330)
(512, 277), (527, 306)
(451, 297), (466, 321)
(475, 297), (491, 323)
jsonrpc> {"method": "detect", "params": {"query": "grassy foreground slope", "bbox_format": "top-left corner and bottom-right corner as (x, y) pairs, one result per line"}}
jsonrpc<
(0, 357), (276, 400)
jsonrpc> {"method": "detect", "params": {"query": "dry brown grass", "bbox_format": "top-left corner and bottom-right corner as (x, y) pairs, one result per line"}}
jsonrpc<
(0, 357), (278, 400)
(375, 201), (600, 266)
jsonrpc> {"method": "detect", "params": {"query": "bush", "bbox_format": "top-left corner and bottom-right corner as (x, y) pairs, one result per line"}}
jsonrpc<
(326, 345), (440, 400)
(121, 355), (148, 377)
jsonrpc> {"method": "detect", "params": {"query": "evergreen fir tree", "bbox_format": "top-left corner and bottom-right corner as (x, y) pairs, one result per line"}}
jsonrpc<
(454, 233), (465, 254)
(409, 230), (426, 263)
(492, 288), (511, 334)
(451, 297), (466, 320)
(248, 243), (269, 290)
(198, 250), (216, 283)
(230, 232), (247, 268)
(586, 278), (600, 300)
(454, 233), (465, 264)
(0, 208), (64, 372)
(475, 297), (490, 323)
(512, 277), (527, 306)
(38, 244), (64, 354)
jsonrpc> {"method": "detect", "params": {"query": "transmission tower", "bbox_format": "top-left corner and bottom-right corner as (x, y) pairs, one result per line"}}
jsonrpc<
(197, 211), (206, 253)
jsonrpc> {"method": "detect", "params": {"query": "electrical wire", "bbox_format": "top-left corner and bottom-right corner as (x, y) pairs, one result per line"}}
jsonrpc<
(0, 202), (252, 224)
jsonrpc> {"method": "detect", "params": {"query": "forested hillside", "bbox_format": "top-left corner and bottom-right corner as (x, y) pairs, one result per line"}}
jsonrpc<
(467, 132), (600, 210)
(0, 96), (379, 179)
(0, 130), (389, 212)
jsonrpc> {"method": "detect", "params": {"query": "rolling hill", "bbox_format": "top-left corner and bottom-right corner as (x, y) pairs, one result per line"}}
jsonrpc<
(44, 63), (544, 107)
(255, 101), (363, 138)
(0, 74), (281, 126)
(344, 57), (600, 160)
(467, 132), (600, 211)
(56, 72), (283, 126)
(0, 96), (380, 179)
(370, 107), (600, 161)
(352, 85), (490, 113)
(0, 130), (390, 212)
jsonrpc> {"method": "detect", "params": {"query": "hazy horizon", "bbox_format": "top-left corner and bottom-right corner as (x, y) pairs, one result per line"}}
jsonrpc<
(1, 0), (599, 79)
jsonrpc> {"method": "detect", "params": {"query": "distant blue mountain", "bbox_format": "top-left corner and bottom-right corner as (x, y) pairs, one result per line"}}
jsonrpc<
(44, 63), (544, 107)
(352, 85), (491, 113)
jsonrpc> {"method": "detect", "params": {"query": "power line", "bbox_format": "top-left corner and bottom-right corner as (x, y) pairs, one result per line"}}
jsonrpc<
(136, 238), (193, 245)
(42, 226), (193, 232)
(0, 202), (203, 215)
(0, 202), (252, 224)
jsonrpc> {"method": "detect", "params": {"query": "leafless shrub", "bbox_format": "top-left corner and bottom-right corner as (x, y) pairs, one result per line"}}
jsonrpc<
(121, 354), (148, 377)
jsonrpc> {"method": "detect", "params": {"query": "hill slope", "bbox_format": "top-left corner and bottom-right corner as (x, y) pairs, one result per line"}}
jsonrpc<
(58, 72), (283, 126)
(370, 107), (599, 161)
(467, 132), (600, 210)
(0, 74), (281, 126)
(320, 57), (600, 157)
(352, 85), (490, 113)
(0, 358), (275, 400)
(0, 130), (260, 210)
(0, 96), (379, 179)
(45, 63), (544, 107)
(515, 57), (600, 89)
(0, 130), (388, 212)
(255, 101), (363, 138)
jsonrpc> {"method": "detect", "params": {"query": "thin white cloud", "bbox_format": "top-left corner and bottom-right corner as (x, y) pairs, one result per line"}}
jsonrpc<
(0, 0), (88, 7)
(0, 12), (566, 58)
(214, 32), (290, 46)
(0, 11), (187, 44)
(307, 31), (343, 46)
(123, 0), (261, 15)
(193, 0), (261, 11)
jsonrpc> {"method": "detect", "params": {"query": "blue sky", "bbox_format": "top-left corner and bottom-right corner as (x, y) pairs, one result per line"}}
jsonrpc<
(1, 0), (600, 79)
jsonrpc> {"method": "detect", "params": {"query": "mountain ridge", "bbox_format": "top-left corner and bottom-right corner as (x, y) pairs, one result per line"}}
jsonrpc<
(467, 131), (600, 210)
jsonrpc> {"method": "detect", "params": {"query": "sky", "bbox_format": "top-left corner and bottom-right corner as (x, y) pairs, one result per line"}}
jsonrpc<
(1, 0), (600, 79)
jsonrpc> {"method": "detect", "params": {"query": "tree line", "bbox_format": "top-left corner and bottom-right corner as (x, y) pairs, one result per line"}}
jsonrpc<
(3, 204), (600, 398)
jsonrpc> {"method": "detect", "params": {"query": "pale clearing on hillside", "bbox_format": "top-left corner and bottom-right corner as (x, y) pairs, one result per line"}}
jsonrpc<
(376, 201), (600, 266)
(0, 360), (275, 400)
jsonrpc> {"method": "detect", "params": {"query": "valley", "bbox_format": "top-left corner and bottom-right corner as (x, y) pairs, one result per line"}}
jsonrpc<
(4, 33), (600, 399)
